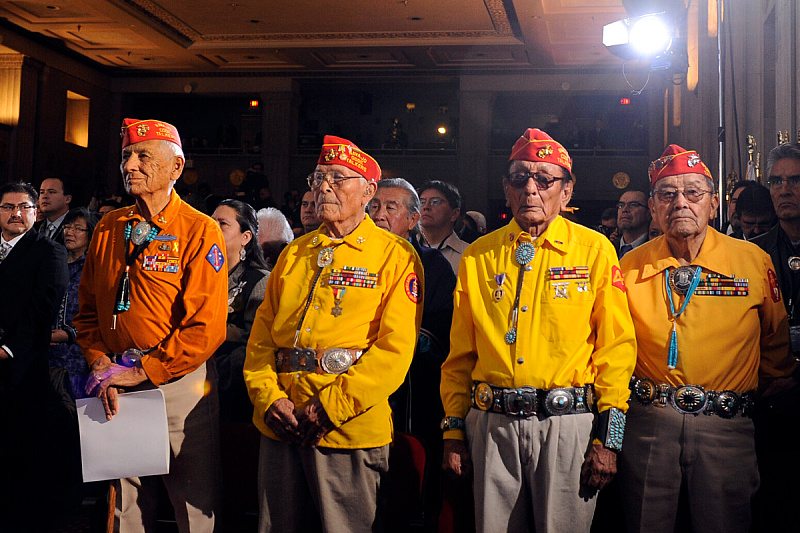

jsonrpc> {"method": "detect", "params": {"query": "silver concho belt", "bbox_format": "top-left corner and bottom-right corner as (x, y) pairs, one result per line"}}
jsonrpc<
(629, 376), (754, 418)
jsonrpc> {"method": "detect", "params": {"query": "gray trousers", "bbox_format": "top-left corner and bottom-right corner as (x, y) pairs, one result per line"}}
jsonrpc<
(466, 408), (597, 533)
(115, 362), (221, 533)
(618, 401), (759, 533)
(257, 435), (389, 533)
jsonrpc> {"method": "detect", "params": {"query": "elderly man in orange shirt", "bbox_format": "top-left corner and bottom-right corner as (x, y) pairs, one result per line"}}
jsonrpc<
(75, 119), (228, 533)
(618, 145), (797, 533)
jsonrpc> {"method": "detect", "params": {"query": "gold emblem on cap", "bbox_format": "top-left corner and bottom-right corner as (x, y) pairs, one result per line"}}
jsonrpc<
(323, 149), (336, 162)
(537, 145), (553, 158)
(339, 152), (348, 161)
(137, 124), (150, 137)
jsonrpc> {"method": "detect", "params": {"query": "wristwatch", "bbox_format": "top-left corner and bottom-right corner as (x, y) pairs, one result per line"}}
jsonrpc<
(440, 416), (466, 432)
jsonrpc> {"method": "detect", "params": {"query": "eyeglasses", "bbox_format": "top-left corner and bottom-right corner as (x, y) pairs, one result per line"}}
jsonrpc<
(616, 201), (646, 210)
(307, 171), (361, 188)
(62, 224), (88, 233)
(652, 188), (713, 203)
(419, 197), (446, 208)
(0, 203), (36, 213)
(767, 175), (800, 189)
(505, 172), (566, 190)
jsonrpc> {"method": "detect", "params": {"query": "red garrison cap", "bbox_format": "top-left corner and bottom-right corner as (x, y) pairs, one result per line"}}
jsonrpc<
(121, 119), (182, 149)
(317, 135), (381, 183)
(509, 128), (573, 179)
(648, 144), (712, 186)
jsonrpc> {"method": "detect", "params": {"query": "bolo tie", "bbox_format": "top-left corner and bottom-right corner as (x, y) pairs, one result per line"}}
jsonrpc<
(663, 265), (702, 368)
(505, 241), (535, 344)
(112, 220), (160, 329)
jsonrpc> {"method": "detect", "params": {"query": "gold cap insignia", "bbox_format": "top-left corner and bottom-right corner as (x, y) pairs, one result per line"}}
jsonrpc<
(537, 145), (553, 158)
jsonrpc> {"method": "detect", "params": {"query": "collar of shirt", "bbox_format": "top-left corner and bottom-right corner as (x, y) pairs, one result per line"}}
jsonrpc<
(121, 191), (182, 228)
(619, 231), (648, 250)
(639, 227), (735, 280)
(308, 213), (375, 252)
(1, 231), (26, 250)
(506, 216), (570, 256)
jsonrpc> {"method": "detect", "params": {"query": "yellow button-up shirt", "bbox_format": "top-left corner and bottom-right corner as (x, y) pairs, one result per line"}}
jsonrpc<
(619, 228), (794, 391)
(440, 216), (637, 440)
(244, 215), (424, 448)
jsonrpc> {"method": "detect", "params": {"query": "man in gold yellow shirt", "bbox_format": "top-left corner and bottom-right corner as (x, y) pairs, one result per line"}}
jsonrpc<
(244, 135), (424, 532)
(618, 144), (797, 533)
(440, 128), (637, 533)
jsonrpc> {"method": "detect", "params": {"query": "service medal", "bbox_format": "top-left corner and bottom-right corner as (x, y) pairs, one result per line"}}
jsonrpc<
(317, 247), (335, 268)
(669, 265), (696, 295)
(789, 256), (800, 271)
(331, 286), (346, 317)
(130, 221), (152, 246)
(493, 273), (506, 302)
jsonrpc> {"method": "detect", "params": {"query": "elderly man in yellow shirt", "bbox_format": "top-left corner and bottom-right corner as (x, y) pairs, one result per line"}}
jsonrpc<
(618, 144), (797, 533)
(244, 135), (424, 533)
(440, 128), (637, 533)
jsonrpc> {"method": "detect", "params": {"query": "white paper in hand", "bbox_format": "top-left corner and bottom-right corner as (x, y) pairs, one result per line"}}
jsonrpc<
(77, 389), (170, 482)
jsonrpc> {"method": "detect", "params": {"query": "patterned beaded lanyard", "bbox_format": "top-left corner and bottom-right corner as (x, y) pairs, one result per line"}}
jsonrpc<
(505, 242), (535, 344)
(112, 220), (160, 329)
(663, 265), (703, 368)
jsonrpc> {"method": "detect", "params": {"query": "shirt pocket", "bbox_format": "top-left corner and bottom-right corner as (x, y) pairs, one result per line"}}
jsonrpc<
(538, 279), (594, 343)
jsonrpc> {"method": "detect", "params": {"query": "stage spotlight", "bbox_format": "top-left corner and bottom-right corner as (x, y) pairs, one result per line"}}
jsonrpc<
(603, 12), (674, 61)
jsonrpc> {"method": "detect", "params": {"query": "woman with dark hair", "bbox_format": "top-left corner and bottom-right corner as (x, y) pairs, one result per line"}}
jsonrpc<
(212, 199), (270, 421)
(49, 207), (100, 395)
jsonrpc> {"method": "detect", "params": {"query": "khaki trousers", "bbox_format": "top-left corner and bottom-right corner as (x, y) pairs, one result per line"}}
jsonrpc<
(618, 401), (759, 533)
(115, 362), (221, 533)
(466, 408), (597, 533)
(257, 435), (389, 533)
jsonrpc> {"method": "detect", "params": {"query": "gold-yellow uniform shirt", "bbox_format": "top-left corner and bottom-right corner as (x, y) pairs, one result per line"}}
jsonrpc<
(75, 192), (228, 386)
(619, 229), (794, 391)
(440, 216), (637, 440)
(244, 215), (424, 449)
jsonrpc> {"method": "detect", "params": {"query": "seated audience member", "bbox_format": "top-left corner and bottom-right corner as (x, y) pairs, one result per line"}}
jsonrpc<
(299, 189), (320, 235)
(599, 206), (620, 247)
(617, 189), (651, 257)
(212, 200), (270, 423)
(257, 207), (294, 269)
(49, 208), (100, 396)
(735, 183), (777, 240)
(419, 180), (468, 274)
(97, 199), (123, 218)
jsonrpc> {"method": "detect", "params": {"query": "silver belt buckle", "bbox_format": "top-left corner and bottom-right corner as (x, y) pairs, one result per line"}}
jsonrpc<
(543, 388), (575, 416)
(290, 348), (316, 372)
(504, 387), (537, 416)
(671, 385), (708, 414)
(320, 348), (356, 374)
(710, 390), (740, 418)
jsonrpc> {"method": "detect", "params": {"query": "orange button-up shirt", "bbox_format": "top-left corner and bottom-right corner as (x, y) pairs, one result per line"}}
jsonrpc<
(440, 217), (637, 440)
(75, 192), (228, 386)
(619, 229), (794, 391)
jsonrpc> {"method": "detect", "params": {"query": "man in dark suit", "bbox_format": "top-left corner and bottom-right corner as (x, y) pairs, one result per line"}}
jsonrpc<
(35, 175), (73, 245)
(0, 182), (69, 532)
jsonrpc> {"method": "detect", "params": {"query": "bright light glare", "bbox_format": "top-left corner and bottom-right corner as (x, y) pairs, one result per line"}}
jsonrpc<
(629, 15), (671, 57)
(602, 19), (629, 47)
(437, 126), (447, 135)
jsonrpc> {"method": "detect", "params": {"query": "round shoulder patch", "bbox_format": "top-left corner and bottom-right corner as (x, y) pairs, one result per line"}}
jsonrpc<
(404, 273), (420, 303)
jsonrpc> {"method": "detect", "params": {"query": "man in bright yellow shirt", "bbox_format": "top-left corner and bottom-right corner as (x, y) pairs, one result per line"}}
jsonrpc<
(618, 144), (797, 533)
(244, 135), (424, 532)
(440, 128), (637, 533)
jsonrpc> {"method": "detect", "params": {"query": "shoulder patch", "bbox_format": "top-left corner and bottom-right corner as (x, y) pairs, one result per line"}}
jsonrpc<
(404, 272), (420, 303)
(768, 268), (781, 302)
(206, 243), (225, 272)
(611, 265), (626, 292)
